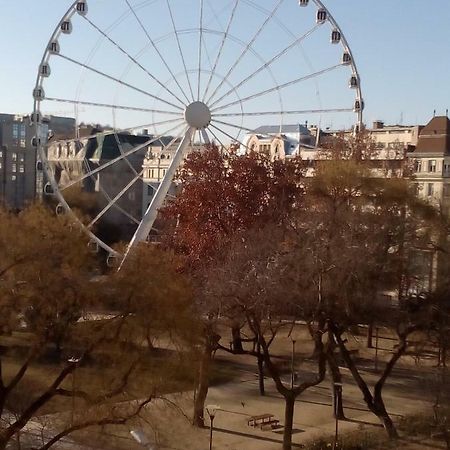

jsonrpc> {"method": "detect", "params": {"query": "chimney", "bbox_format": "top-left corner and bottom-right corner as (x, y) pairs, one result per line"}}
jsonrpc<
(372, 120), (384, 130)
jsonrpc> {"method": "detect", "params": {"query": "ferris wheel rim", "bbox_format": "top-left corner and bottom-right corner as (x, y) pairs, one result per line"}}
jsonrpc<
(33, 0), (364, 260)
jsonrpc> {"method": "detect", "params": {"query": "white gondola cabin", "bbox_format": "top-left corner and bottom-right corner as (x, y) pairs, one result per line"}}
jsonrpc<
(76, 1), (88, 16)
(331, 29), (341, 44)
(354, 99), (364, 113)
(31, 137), (41, 147)
(29, 112), (41, 125)
(316, 9), (327, 23)
(49, 41), (60, 55)
(349, 75), (358, 89)
(44, 183), (54, 195)
(88, 240), (99, 253)
(33, 87), (45, 101)
(40, 63), (51, 78)
(61, 20), (72, 34)
(342, 52), (352, 65)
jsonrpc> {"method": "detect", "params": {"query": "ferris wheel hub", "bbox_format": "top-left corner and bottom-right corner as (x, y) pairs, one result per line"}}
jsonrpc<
(184, 101), (211, 129)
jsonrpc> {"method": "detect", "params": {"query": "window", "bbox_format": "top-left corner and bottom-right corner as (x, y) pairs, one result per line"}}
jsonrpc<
(12, 153), (17, 162)
(12, 124), (19, 139)
(427, 183), (434, 197)
(20, 124), (26, 138)
(428, 160), (436, 173)
(11, 175), (16, 181)
(414, 160), (422, 172)
(19, 165), (24, 173)
(0, 151), (3, 158)
(20, 139), (26, 148)
(12, 164), (17, 173)
(19, 155), (24, 162)
(0, 162), (2, 170)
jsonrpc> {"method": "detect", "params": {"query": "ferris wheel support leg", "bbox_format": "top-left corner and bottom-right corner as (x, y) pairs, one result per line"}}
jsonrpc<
(120, 126), (194, 267)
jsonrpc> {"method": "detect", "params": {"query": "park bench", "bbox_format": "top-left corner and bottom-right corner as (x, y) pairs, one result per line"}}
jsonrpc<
(247, 413), (280, 430)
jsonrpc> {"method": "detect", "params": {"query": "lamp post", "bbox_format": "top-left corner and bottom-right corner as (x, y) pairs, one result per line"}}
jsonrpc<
(291, 339), (296, 389)
(205, 404), (220, 450)
(333, 382), (343, 450)
(67, 356), (81, 425)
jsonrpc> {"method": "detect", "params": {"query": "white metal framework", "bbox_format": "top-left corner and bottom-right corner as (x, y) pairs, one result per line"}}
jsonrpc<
(32, 0), (363, 264)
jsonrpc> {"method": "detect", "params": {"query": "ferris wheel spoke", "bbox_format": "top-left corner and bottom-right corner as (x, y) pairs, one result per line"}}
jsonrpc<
(211, 118), (260, 135)
(209, 123), (253, 154)
(213, 108), (354, 118)
(212, 64), (343, 112)
(49, 117), (184, 146)
(197, 0), (205, 101)
(87, 170), (144, 229)
(94, 181), (141, 226)
(122, 127), (194, 264)
(210, 23), (321, 108)
(205, 0), (284, 105)
(166, 0), (195, 102)
(60, 121), (185, 192)
(124, 0), (191, 104)
(87, 129), (184, 229)
(201, 128), (211, 145)
(202, 0), (240, 102)
(45, 97), (183, 117)
(82, 16), (187, 107)
(207, 126), (229, 153)
(56, 54), (184, 111)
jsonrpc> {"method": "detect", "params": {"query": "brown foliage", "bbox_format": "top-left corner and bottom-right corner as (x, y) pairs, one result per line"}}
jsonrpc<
(161, 147), (304, 267)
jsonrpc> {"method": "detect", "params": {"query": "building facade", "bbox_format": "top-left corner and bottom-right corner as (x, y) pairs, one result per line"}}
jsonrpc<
(408, 116), (450, 215)
(0, 113), (75, 210)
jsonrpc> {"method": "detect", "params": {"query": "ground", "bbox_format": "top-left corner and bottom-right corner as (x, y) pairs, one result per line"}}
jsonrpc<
(5, 323), (447, 449)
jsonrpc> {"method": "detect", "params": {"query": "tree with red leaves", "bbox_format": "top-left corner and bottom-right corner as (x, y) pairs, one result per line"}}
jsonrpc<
(161, 146), (305, 427)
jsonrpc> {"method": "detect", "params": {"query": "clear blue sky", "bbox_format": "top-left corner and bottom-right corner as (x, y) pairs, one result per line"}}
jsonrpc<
(0, 0), (449, 128)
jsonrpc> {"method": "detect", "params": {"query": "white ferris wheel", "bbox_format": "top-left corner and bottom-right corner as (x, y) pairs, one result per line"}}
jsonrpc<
(32, 0), (363, 264)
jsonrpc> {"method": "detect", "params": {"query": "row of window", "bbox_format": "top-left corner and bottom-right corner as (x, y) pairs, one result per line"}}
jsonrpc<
(416, 182), (450, 197)
(12, 123), (26, 139)
(415, 159), (440, 173)
(145, 168), (167, 180)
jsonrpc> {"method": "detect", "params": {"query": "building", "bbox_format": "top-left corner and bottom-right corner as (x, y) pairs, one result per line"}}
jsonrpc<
(0, 113), (75, 210)
(242, 121), (420, 178)
(408, 116), (450, 215)
(46, 129), (201, 242)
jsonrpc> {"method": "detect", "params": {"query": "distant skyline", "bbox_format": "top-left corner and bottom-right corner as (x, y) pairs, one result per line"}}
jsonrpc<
(0, 0), (449, 128)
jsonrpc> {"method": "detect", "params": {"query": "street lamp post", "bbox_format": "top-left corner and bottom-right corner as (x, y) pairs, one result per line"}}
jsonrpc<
(205, 404), (220, 450)
(333, 382), (343, 450)
(291, 339), (296, 389)
(67, 356), (81, 425)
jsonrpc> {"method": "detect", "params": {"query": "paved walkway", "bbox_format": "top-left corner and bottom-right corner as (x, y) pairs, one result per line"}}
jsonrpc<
(148, 362), (435, 450)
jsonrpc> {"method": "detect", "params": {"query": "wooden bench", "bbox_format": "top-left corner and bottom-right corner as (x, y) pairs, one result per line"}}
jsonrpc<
(260, 419), (280, 431)
(247, 413), (275, 427)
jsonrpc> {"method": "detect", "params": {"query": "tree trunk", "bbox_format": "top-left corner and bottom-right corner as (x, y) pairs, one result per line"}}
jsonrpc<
(327, 351), (345, 419)
(257, 353), (265, 396)
(283, 394), (296, 450)
(256, 342), (265, 396)
(373, 399), (398, 439)
(367, 322), (374, 348)
(231, 325), (243, 353)
(192, 343), (212, 428)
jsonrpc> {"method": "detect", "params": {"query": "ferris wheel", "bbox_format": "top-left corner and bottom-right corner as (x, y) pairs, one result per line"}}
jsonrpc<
(32, 0), (363, 263)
